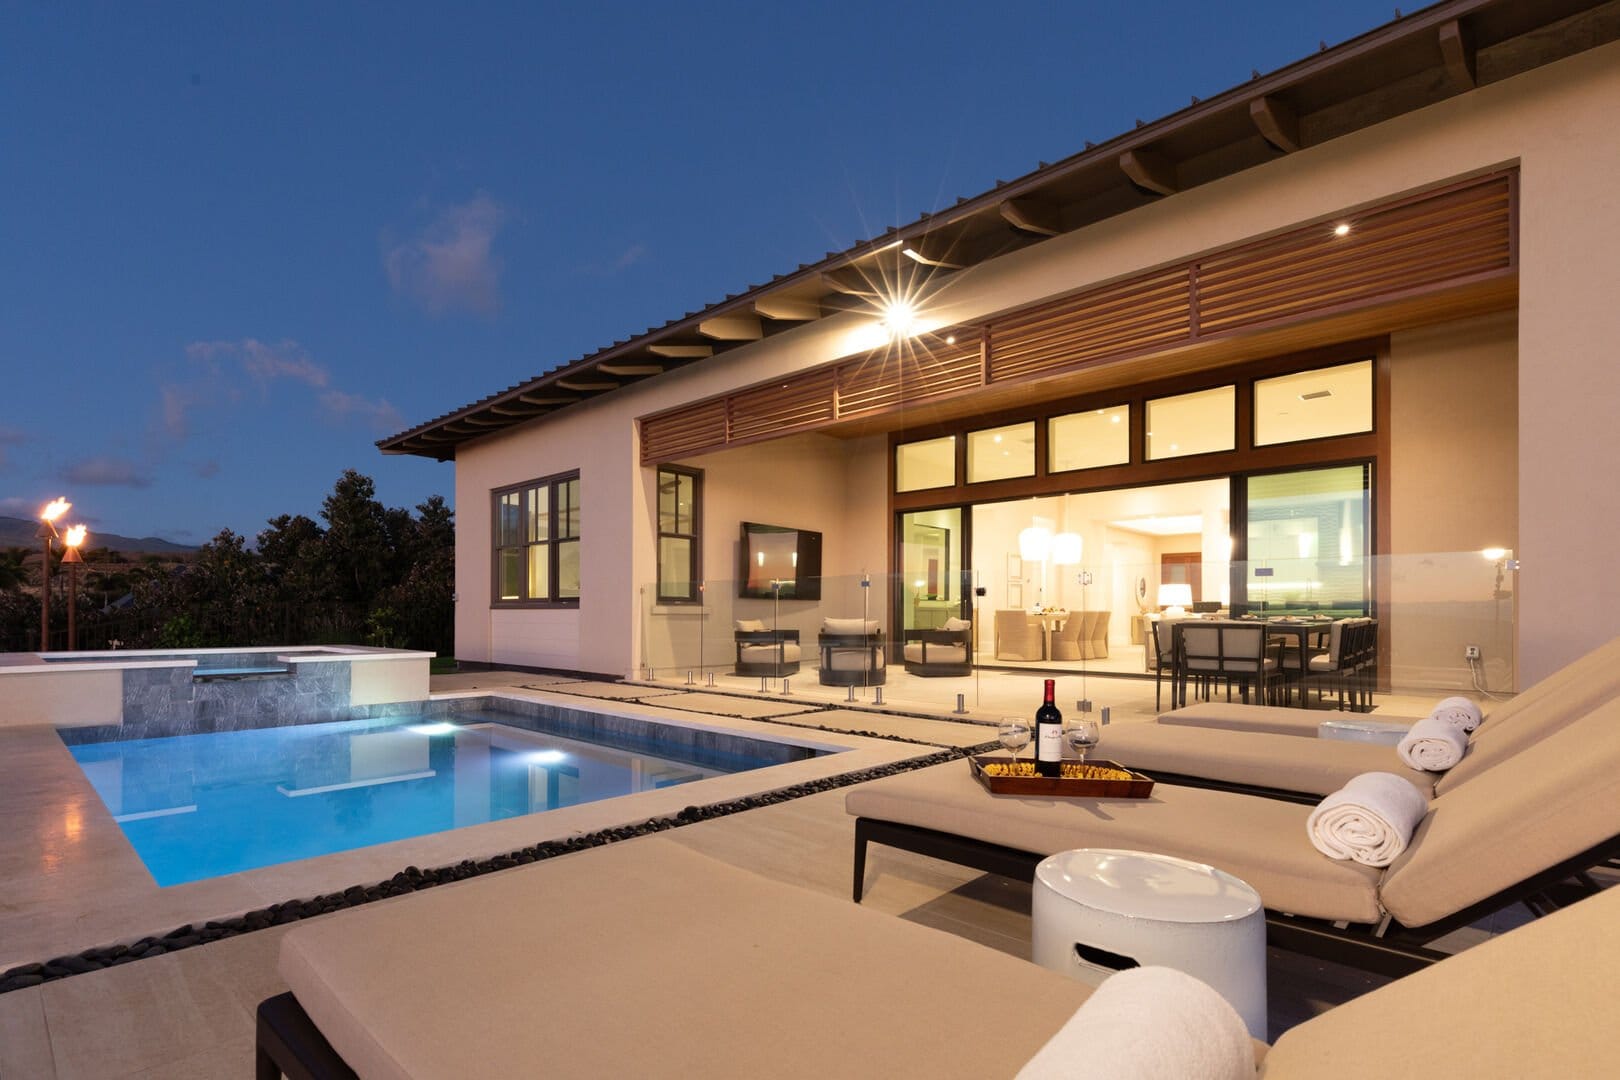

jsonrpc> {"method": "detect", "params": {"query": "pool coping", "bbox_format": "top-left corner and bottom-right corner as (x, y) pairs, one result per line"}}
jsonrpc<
(0, 685), (993, 986)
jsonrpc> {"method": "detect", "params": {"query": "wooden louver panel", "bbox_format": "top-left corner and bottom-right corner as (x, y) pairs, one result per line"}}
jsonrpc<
(1195, 174), (1513, 336)
(640, 398), (728, 463)
(987, 266), (1192, 384)
(837, 337), (984, 419)
(726, 368), (836, 443)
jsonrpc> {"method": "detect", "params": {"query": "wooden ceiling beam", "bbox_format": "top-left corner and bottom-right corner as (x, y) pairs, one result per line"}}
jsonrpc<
(900, 241), (965, 270)
(519, 392), (580, 405)
(1249, 95), (1300, 153)
(596, 362), (665, 376)
(820, 268), (878, 296)
(555, 377), (618, 391)
(697, 314), (763, 341)
(647, 343), (715, 359)
(753, 296), (823, 321)
(1119, 148), (1179, 196)
(489, 403), (548, 417)
(1438, 19), (1476, 93)
(999, 197), (1063, 237)
(461, 415), (510, 427)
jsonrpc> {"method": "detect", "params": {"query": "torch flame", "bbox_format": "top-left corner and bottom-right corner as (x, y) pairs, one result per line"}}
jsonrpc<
(64, 525), (88, 548)
(41, 497), (71, 523)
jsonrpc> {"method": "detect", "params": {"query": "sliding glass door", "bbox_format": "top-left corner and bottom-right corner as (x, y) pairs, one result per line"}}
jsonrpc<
(1236, 464), (1369, 616)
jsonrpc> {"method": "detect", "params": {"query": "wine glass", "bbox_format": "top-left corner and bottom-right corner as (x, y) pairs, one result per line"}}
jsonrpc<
(1064, 718), (1101, 765)
(998, 719), (1031, 771)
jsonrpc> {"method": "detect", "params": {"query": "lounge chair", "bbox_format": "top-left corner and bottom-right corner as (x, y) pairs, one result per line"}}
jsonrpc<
(846, 693), (1620, 975)
(254, 833), (1620, 1078)
(1094, 637), (1620, 801)
(901, 619), (971, 677)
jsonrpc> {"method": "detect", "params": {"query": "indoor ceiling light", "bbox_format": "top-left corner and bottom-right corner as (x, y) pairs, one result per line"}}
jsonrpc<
(1051, 532), (1083, 565)
(1018, 525), (1053, 562)
(1333, 222), (1352, 237)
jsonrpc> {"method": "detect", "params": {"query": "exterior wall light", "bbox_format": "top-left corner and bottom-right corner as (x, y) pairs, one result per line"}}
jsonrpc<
(881, 300), (919, 339)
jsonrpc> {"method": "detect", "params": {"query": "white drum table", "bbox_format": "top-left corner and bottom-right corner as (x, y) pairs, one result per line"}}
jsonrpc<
(1319, 718), (1412, 746)
(1031, 848), (1267, 1039)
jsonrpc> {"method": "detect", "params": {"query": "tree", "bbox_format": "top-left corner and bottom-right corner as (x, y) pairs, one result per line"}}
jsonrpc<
(320, 470), (395, 605)
(0, 547), (32, 592)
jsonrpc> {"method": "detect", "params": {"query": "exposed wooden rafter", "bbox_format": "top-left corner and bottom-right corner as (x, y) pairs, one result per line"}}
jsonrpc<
(489, 403), (547, 417)
(999, 198), (1063, 237)
(820, 268), (878, 296)
(555, 377), (618, 391)
(753, 296), (823, 321)
(1439, 19), (1476, 92)
(647, 343), (715, 359)
(901, 241), (965, 270)
(462, 415), (508, 427)
(519, 392), (579, 405)
(1119, 149), (1179, 196)
(697, 315), (763, 341)
(596, 362), (665, 376)
(1249, 95), (1301, 153)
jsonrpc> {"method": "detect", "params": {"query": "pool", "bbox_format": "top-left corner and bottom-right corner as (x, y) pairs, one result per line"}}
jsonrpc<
(70, 710), (831, 885)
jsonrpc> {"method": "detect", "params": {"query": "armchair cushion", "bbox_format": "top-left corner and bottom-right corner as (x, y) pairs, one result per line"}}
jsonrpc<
(823, 617), (880, 636)
(734, 618), (767, 633)
(739, 644), (802, 664)
(903, 642), (968, 664)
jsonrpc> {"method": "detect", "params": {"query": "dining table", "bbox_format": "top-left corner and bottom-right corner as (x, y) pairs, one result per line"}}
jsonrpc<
(1169, 616), (1335, 709)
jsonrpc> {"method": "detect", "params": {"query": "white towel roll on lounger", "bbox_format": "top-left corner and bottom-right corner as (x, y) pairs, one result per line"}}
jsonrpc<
(1016, 966), (1252, 1080)
(1307, 771), (1429, 867)
(1432, 695), (1484, 732)
(1398, 714), (1470, 772)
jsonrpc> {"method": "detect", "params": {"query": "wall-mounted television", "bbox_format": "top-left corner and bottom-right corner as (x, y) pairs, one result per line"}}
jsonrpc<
(739, 522), (822, 600)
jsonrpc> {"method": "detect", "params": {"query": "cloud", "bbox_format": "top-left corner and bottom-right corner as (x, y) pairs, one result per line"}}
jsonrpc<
(382, 193), (507, 315)
(63, 456), (153, 488)
(185, 338), (329, 388)
(320, 390), (406, 433)
(578, 242), (651, 277)
(0, 426), (26, 470)
(0, 495), (38, 516)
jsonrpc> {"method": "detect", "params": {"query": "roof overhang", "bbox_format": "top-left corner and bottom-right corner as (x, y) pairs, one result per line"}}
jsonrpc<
(378, 0), (1617, 462)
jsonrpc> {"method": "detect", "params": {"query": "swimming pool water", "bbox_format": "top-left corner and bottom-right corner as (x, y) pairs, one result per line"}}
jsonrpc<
(70, 712), (818, 885)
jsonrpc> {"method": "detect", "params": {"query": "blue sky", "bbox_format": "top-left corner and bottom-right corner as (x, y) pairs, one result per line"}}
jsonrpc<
(1, 0), (1402, 544)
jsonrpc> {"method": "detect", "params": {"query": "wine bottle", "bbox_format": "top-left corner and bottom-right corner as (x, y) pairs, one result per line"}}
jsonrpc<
(1035, 678), (1063, 778)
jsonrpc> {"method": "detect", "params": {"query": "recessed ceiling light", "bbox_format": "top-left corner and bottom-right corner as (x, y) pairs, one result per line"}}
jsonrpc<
(1110, 415), (1121, 423)
(1333, 223), (1351, 237)
(944, 334), (956, 345)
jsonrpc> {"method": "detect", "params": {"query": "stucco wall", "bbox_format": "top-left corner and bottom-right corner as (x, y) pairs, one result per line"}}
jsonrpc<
(639, 432), (889, 675)
(1389, 311), (1519, 690)
(448, 40), (1620, 684)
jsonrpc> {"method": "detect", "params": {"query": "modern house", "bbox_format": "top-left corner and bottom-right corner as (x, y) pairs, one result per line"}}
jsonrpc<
(379, 0), (1620, 695)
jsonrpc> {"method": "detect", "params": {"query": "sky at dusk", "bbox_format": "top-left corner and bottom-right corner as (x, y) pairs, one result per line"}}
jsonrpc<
(2, 0), (1403, 545)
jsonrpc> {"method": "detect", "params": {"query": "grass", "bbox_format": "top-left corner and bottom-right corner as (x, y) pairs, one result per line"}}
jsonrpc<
(429, 656), (459, 674)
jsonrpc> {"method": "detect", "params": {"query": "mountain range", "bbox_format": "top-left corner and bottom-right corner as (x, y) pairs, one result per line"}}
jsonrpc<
(0, 516), (196, 555)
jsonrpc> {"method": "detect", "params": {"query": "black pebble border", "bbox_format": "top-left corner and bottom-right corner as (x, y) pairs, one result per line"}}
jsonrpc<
(0, 740), (999, 996)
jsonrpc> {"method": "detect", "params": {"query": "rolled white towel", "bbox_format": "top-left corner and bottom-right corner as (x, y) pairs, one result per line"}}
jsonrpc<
(1431, 695), (1483, 733)
(1307, 771), (1429, 867)
(1016, 966), (1252, 1080)
(1397, 715), (1469, 772)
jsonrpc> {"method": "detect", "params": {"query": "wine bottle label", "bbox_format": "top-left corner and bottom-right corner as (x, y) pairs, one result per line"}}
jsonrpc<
(1037, 725), (1064, 761)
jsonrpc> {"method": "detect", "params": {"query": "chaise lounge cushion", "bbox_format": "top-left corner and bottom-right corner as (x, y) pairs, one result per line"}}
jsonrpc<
(1260, 882), (1620, 1077)
(277, 837), (1105, 1080)
(1097, 723), (1438, 798)
(845, 762), (1382, 923)
(1377, 694), (1620, 928)
(1157, 702), (1380, 737)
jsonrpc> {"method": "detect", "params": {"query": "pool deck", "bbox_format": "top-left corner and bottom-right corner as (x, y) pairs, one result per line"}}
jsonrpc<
(0, 669), (1488, 1077)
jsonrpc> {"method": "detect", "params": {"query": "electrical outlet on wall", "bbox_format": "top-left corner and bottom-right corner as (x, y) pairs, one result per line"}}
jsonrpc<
(1465, 645), (1481, 660)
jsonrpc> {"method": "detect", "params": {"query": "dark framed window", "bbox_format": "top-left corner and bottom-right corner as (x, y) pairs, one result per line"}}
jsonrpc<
(656, 466), (702, 603)
(493, 472), (580, 606)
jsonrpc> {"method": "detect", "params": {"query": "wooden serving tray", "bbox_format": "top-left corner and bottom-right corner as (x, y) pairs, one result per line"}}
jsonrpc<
(969, 755), (1155, 798)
